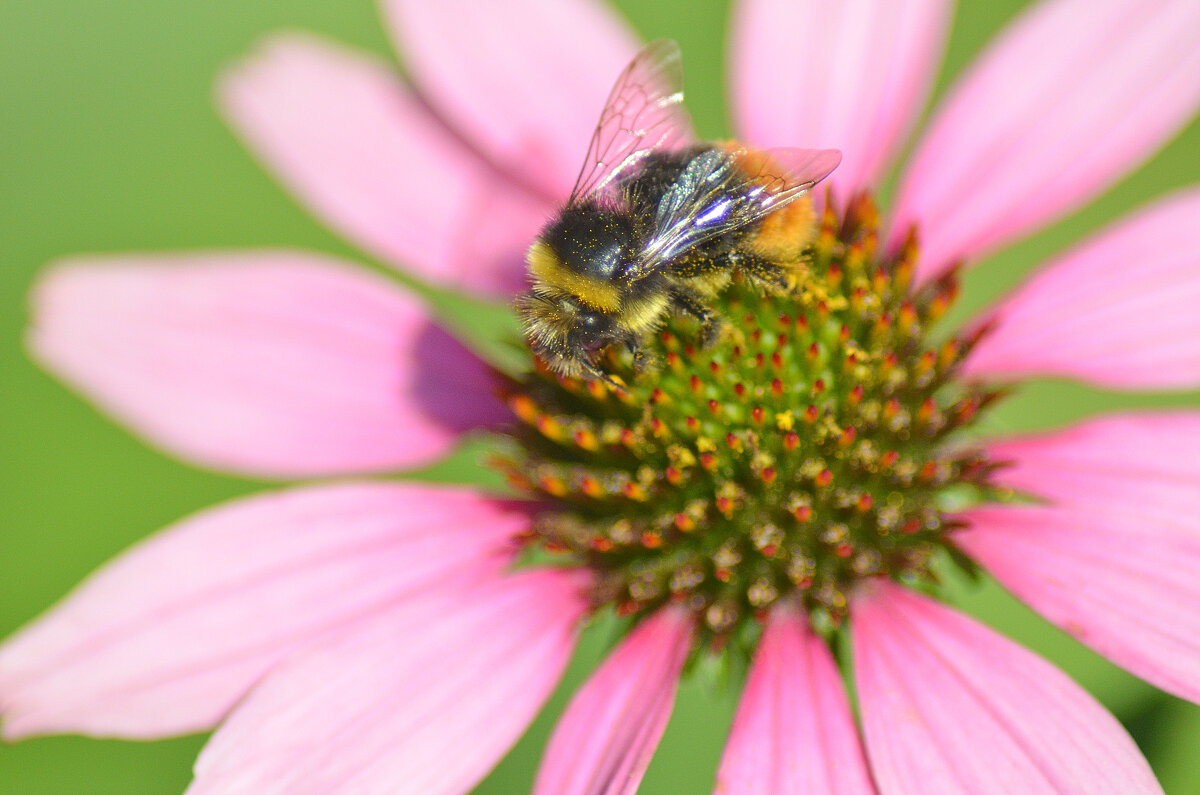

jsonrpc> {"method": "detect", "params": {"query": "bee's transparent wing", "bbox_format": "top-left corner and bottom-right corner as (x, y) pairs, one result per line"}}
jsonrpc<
(568, 39), (695, 204)
(744, 147), (844, 207)
(635, 146), (842, 272)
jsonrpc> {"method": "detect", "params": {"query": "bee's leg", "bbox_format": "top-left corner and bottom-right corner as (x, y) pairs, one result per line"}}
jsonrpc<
(624, 337), (658, 373)
(580, 357), (628, 394)
(726, 250), (792, 292)
(669, 286), (723, 348)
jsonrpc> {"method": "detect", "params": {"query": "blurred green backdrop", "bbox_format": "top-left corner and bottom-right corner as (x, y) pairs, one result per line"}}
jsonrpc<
(2, 1), (1198, 792)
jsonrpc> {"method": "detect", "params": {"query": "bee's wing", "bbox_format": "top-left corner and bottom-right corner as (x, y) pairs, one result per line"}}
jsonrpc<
(749, 147), (844, 202)
(633, 146), (842, 274)
(568, 39), (695, 204)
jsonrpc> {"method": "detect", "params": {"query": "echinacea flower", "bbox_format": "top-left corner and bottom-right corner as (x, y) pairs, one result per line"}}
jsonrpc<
(4, 0), (1200, 793)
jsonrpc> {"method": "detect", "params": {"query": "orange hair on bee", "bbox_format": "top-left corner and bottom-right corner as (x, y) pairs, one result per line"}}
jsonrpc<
(750, 195), (816, 265)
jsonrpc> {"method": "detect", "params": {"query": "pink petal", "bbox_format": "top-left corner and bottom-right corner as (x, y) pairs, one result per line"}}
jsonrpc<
(188, 568), (587, 795)
(219, 34), (552, 296)
(0, 483), (523, 739)
(853, 584), (1160, 795)
(731, 0), (952, 200)
(29, 252), (505, 478)
(534, 608), (694, 795)
(382, 0), (639, 201)
(985, 412), (1200, 514)
(959, 506), (1200, 709)
(892, 0), (1200, 278)
(963, 187), (1200, 389)
(715, 603), (875, 795)
(953, 412), (1200, 703)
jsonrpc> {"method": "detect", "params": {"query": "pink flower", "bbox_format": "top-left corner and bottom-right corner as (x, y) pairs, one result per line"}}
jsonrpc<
(4, 0), (1200, 793)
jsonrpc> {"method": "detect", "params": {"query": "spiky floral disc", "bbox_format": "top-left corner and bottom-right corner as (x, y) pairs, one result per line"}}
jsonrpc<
(498, 196), (1005, 650)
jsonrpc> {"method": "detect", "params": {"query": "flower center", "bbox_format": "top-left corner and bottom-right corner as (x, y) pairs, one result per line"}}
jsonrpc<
(497, 195), (1004, 649)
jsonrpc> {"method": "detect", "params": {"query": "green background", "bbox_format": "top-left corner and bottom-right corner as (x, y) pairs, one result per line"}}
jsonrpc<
(2, 1), (1198, 792)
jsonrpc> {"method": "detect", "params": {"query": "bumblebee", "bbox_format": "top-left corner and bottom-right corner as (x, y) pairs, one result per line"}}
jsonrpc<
(519, 39), (841, 383)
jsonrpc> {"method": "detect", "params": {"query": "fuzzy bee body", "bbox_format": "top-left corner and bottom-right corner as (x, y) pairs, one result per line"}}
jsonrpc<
(520, 41), (841, 383)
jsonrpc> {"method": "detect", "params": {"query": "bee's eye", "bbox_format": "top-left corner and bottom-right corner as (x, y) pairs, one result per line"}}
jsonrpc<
(574, 309), (614, 350)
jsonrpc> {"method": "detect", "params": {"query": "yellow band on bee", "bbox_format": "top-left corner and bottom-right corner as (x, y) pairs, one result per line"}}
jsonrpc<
(622, 290), (672, 336)
(527, 241), (623, 312)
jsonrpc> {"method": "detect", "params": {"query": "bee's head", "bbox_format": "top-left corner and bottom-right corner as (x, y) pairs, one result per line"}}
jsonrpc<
(517, 290), (621, 378)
